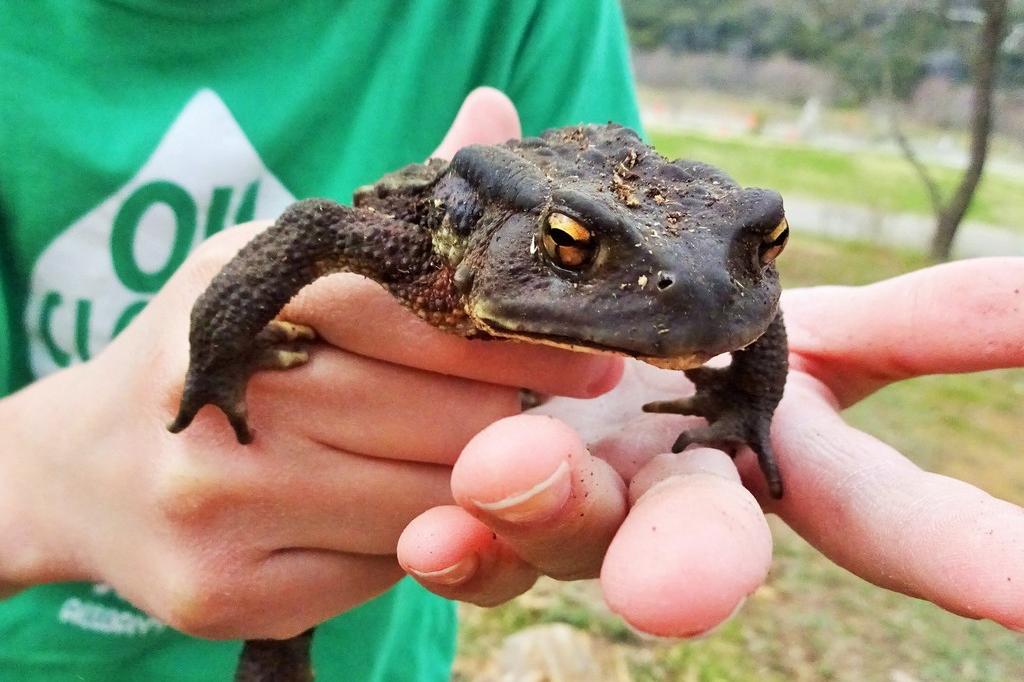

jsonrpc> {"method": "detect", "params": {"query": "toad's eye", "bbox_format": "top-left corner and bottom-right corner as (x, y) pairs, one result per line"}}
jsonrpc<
(759, 216), (789, 266)
(542, 212), (595, 269)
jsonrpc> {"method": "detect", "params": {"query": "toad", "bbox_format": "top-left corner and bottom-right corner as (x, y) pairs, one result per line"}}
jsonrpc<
(169, 123), (790, 681)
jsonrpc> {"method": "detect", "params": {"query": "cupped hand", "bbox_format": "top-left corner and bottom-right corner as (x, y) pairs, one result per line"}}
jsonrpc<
(399, 257), (1024, 637)
(0, 87), (621, 640)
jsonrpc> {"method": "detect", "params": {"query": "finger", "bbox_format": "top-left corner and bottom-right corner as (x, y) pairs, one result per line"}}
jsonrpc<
(152, 432), (453, 557)
(248, 344), (521, 463)
(784, 257), (1024, 405)
(431, 86), (522, 160)
(601, 448), (772, 638)
(752, 372), (1024, 631)
(169, 550), (404, 639)
(281, 274), (623, 399)
(627, 446), (743, 504)
(269, 457), (453, 556)
(589, 411), (705, 482)
(398, 505), (539, 607)
(451, 415), (628, 580)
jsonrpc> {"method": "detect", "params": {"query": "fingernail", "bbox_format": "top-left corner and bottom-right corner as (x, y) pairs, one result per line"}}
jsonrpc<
(408, 554), (479, 586)
(472, 460), (572, 523)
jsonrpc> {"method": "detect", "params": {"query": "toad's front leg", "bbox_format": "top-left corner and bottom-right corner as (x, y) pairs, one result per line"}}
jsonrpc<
(167, 198), (436, 444)
(644, 312), (788, 498)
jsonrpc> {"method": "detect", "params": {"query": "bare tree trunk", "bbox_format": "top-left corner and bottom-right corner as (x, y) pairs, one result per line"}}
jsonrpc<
(930, 0), (1009, 260)
(883, 63), (945, 218)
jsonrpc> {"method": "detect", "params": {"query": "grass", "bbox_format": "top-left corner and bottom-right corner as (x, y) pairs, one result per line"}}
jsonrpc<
(454, 235), (1024, 681)
(649, 129), (1024, 232)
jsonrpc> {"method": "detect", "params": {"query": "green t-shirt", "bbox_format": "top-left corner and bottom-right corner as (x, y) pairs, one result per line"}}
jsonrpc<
(0, 1), (641, 680)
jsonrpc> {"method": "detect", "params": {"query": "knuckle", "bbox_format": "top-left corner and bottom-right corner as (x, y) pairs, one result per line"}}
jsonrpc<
(157, 560), (311, 641)
(153, 456), (228, 529)
(160, 565), (243, 638)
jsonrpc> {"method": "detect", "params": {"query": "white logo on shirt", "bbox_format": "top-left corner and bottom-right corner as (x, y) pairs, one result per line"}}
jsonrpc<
(25, 88), (295, 378)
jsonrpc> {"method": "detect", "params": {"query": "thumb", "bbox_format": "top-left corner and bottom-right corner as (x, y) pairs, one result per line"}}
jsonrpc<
(432, 87), (522, 160)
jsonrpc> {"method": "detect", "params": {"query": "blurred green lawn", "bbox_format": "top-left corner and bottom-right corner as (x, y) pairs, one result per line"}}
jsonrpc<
(455, 234), (1024, 681)
(649, 129), (1024, 232)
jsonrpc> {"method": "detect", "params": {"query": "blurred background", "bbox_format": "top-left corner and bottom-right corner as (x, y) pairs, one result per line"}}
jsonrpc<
(454, 1), (1024, 680)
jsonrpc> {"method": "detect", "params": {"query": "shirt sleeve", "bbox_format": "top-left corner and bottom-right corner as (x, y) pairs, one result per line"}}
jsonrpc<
(505, 0), (642, 136)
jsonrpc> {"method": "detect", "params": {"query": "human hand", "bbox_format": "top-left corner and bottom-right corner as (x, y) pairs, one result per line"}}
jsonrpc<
(752, 257), (1024, 631)
(398, 257), (1024, 636)
(0, 87), (621, 639)
(398, 367), (770, 636)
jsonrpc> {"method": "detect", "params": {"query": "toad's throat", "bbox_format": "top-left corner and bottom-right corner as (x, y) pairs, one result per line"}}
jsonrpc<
(473, 317), (711, 370)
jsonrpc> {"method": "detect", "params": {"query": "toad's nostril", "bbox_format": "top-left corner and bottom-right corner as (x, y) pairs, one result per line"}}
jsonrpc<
(657, 274), (674, 290)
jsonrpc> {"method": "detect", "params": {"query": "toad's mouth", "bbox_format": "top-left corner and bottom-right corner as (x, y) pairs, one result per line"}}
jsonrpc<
(472, 318), (711, 370)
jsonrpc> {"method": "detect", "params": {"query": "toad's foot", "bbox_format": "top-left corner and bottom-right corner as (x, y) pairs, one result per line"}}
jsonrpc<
(167, 320), (316, 443)
(643, 366), (782, 498)
(254, 321), (316, 370)
(169, 199), (436, 444)
(643, 313), (787, 498)
(236, 629), (314, 682)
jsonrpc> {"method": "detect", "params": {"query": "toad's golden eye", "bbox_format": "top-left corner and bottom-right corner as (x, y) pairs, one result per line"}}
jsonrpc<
(542, 212), (595, 269)
(759, 216), (789, 266)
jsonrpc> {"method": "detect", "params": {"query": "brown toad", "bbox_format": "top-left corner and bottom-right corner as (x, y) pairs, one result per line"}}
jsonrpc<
(168, 123), (790, 681)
